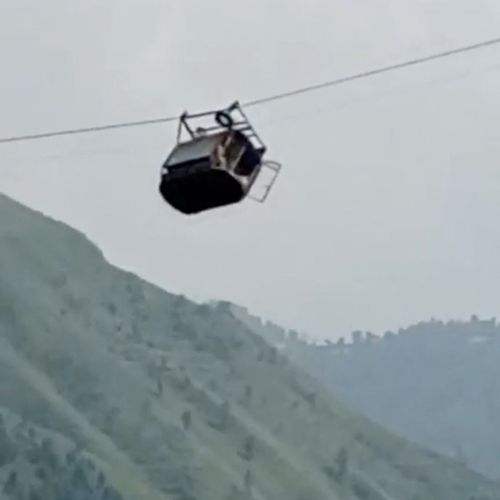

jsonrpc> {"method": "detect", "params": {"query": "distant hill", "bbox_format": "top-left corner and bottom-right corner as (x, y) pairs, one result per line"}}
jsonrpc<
(230, 305), (500, 481)
(1, 193), (499, 500)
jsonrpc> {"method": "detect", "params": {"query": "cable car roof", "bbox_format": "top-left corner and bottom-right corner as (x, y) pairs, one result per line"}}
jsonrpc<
(166, 133), (225, 165)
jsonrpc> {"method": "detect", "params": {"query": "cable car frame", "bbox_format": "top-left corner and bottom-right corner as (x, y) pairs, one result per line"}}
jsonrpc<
(159, 101), (281, 214)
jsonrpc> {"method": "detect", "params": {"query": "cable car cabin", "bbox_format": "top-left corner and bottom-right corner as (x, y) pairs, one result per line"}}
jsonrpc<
(160, 130), (263, 214)
(159, 102), (280, 215)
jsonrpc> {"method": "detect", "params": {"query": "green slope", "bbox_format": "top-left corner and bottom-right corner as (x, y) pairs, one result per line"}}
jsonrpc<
(1, 193), (499, 500)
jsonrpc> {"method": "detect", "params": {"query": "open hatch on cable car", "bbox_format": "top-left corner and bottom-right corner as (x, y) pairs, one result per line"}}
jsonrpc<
(159, 101), (281, 214)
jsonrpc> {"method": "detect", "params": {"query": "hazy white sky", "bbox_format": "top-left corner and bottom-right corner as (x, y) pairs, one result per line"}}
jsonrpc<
(1, 0), (500, 339)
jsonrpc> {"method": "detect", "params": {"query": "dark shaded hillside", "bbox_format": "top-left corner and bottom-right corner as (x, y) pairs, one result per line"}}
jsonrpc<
(230, 304), (500, 481)
(296, 319), (500, 480)
(0, 408), (123, 500)
(1, 193), (499, 500)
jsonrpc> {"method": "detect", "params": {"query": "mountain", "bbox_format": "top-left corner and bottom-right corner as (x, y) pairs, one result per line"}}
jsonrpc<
(0, 407), (123, 500)
(1, 193), (499, 500)
(229, 305), (500, 481)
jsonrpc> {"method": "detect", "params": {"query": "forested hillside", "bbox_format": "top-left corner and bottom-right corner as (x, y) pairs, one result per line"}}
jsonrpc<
(230, 305), (500, 480)
(1, 193), (499, 500)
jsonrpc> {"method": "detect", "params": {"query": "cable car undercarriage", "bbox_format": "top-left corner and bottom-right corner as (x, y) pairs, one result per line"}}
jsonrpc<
(159, 102), (281, 215)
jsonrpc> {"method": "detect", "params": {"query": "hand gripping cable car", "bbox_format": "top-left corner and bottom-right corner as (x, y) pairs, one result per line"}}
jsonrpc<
(159, 102), (281, 214)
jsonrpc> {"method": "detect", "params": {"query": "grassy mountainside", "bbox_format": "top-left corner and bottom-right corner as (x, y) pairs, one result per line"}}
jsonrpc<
(229, 305), (500, 481)
(1, 193), (499, 500)
(0, 407), (123, 500)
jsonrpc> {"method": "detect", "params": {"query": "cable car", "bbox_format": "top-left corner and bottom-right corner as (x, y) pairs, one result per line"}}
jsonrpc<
(159, 102), (281, 214)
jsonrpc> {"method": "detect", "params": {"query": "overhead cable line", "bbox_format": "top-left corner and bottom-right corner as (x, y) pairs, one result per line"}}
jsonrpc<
(1, 35), (500, 145)
(243, 35), (500, 107)
(0, 115), (178, 145)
